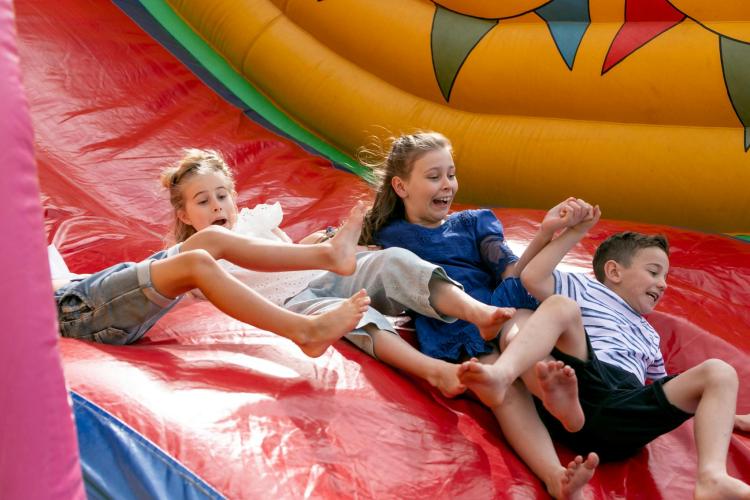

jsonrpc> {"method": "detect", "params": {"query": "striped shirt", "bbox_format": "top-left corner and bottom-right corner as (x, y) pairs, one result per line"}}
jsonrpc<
(553, 270), (667, 384)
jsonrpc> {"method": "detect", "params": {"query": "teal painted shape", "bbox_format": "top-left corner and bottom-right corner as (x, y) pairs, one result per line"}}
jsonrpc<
(431, 6), (497, 101)
(720, 36), (750, 151)
(536, 0), (590, 70)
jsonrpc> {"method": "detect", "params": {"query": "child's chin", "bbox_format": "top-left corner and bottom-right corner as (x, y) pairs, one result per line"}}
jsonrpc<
(642, 304), (656, 314)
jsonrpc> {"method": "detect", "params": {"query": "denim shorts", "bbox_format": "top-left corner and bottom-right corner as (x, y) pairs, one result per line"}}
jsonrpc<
(54, 252), (181, 344)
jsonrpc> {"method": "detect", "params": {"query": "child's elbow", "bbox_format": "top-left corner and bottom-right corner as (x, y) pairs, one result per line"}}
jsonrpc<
(520, 267), (534, 289)
(520, 268), (545, 301)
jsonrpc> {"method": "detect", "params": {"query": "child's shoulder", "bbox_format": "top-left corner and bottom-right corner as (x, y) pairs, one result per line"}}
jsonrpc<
(450, 208), (496, 222)
(448, 209), (502, 233)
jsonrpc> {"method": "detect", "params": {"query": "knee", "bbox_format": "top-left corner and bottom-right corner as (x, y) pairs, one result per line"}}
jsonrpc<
(699, 359), (738, 390)
(178, 248), (219, 276)
(183, 225), (231, 258)
(380, 247), (415, 264)
(540, 295), (580, 323)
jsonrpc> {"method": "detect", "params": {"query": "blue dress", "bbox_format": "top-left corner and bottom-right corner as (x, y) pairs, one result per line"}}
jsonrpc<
(376, 209), (538, 362)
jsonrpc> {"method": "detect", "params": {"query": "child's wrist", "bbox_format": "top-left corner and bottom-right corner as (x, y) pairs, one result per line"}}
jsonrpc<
(537, 226), (556, 240)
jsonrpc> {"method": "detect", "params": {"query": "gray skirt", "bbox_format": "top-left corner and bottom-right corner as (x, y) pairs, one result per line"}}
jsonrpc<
(284, 247), (461, 356)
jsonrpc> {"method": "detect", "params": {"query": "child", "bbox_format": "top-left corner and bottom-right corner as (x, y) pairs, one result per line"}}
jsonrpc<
(355, 131), (600, 498)
(459, 223), (750, 497)
(53, 149), (371, 357)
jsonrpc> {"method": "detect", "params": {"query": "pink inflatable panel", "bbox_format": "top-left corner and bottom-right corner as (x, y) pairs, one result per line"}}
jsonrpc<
(0, 0), (83, 498)
(13, 0), (750, 498)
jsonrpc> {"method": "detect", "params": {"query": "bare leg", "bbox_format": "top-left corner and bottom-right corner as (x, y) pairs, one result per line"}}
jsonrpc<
(493, 380), (597, 499)
(473, 317), (597, 499)
(428, 278), (514, 340)
(151, 250), (370, 357)
(458, 296), (587, 419)
(662, 360), (750, 499)
(367, 326), (466, 397)
(181, 202), (366, 275)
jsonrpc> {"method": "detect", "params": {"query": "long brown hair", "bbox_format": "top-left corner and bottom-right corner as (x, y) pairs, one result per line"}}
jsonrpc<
(359, 132), (452, 245)
(160, 149), (236, 243)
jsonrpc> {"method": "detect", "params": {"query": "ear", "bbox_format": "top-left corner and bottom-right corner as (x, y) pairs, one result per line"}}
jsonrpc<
(603, 260), (623, 284)
(391, 176), (408, 199)
(176, 208), (191, 226)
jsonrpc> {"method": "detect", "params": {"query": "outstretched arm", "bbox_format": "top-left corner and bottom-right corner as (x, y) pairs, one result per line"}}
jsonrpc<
(502, 197), (593, 280)
(521, 205), (601, 301)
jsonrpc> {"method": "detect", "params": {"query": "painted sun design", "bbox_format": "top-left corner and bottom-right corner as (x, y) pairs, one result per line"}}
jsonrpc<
(430, 0), (750, 150)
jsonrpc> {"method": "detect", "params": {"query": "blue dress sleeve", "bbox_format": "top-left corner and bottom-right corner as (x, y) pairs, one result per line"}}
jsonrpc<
(475, 210), (519, 283)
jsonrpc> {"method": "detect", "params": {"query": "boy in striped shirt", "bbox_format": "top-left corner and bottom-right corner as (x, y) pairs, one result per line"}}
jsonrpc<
(458, 209), (750, 498)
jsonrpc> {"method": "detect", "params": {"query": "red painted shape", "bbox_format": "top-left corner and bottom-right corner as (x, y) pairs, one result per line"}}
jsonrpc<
(603, 0), (685, 73)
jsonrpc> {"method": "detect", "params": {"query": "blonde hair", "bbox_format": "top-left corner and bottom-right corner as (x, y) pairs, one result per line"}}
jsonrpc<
(359, 132), (452, 245)
(161, 148), (236, 243)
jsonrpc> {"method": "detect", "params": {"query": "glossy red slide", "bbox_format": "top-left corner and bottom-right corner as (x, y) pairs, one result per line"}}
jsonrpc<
(9, 0), (750, 498)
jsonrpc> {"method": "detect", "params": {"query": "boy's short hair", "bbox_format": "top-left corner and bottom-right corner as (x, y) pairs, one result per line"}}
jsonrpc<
(593, 232), (669, 282)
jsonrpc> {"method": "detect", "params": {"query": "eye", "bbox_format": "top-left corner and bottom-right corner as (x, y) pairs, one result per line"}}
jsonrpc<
(218, 194), (227, 200)
(197, 199), (208, 205)
(448, 173), (456, 179)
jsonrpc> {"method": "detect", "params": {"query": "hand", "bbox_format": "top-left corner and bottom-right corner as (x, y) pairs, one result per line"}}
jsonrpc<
(299, 229), (327, 244)
(299, 226), (340, 244)
(541, 197), (591, 234)
(571, 204), (601, 233)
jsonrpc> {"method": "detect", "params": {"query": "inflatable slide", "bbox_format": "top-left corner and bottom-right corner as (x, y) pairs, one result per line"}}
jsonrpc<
(3, 0), (750, 498)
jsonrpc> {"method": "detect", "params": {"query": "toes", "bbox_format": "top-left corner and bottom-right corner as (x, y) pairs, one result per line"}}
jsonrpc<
(535, 361), (550, 379)
(500, 307), (515, 319)
(585, 452), (600, 468)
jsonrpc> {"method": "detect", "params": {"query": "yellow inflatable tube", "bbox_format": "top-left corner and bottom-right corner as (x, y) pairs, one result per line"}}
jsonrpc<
(166, 0), (750, 233)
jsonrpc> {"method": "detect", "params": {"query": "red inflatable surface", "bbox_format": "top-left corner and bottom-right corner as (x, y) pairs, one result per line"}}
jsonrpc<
(16, 0), (750, 498)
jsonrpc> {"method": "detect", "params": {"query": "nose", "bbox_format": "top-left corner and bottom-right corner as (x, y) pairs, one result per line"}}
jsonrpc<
(657, 276), (667, 290)
(210, 198), (222, 212)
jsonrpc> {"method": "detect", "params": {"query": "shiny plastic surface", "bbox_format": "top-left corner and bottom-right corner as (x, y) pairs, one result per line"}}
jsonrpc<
(15, 0), (750, 498)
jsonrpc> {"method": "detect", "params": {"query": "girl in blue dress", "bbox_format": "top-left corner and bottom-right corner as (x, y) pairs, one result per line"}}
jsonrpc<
(360, 132), (593, 363)
(357, 131), (600, 499)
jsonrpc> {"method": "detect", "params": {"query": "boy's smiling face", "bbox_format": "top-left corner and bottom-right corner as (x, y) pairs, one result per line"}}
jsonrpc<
(607, 246), (670, 315)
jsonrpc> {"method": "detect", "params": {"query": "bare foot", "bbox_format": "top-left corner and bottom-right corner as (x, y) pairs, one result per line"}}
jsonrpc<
(536, 360), (585, 432)
(299, 289), (370, 357)
(469, 305), (515, 341)
(548, 452), (599, 499)
(694, 472), (750, 500)
(327, 202), (366, 275)
(735, 414), (750, 433)
(457, 358), (513, 408)
(427, 361), (467, 398)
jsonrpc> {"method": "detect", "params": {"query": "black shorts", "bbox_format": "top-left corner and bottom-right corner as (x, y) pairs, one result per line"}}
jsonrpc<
(534, 334), (693, 462)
